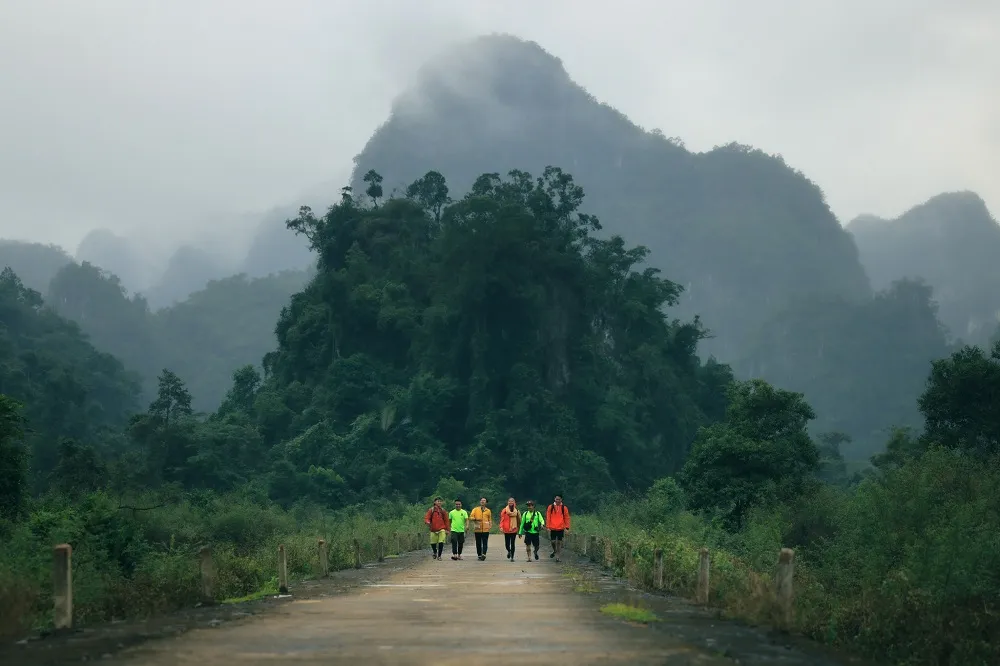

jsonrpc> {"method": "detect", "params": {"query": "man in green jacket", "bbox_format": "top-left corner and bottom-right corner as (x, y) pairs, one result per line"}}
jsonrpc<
(448, 499), (470, 560)
(518, 499), (546, 561)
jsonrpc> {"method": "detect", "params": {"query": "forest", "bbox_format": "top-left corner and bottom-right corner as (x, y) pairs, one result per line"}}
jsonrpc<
(1, 167), (998, 664)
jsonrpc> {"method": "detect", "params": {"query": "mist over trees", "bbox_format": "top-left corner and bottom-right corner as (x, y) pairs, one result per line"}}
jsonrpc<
(848, 191), (1000, 346)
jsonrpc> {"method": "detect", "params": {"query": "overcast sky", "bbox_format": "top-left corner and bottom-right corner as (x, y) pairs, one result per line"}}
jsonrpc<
(1, 0), (997, 252)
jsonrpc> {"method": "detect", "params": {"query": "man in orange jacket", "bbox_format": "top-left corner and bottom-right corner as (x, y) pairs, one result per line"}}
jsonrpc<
(424, 497), (450, 560)
(546, 495), (571, 562)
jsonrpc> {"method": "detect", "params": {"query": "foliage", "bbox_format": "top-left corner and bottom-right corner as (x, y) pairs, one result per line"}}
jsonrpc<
(264, 167), (729, 506)
(0, 490), (426, 638)
(576, 332), (1000, 666)
(679, 380), (819, 528)
(0, 395), (26, 521)
(918, 340), (1000, 458)
(0, 267), (140, 488)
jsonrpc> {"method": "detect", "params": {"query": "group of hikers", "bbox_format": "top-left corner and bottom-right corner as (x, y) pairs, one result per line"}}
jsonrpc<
(423, 495), (571, 562)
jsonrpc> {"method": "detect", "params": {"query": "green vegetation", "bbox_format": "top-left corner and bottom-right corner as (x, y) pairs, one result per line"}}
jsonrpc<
(575, 345), (1000, 665)
(1, 160), (997, 666)
(0, 489), (423, 639)
(599, 602), (659, 623)
(348, 34), (980, 463)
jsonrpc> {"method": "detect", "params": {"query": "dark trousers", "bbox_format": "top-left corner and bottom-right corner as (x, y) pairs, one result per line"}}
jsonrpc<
(451, 532), (465, 555)
(524, 532), (540, 553)
(475, 532), (489, 556)
(504, 533), (517, 555)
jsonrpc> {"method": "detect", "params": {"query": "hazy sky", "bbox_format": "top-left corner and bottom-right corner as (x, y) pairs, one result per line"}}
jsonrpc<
(1, 0), (998, 252)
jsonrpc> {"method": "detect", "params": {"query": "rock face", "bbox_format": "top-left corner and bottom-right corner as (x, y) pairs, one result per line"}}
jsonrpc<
(848, 191), (1000, 344)
(350, 34), (871, 360)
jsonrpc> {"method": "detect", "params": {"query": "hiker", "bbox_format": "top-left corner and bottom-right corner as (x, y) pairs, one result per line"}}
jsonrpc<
(518, 499), (545, 561)
(546, 494), (571, 562)
(469, 497), (493, 561)
(424, 497), (450, 560)
(499, 497), (521, 561)
(449, 499), (470, 560)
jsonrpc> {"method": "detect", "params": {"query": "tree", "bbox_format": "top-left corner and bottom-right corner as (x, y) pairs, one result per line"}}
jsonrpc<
(217, 365), (262, 417)
(149, 369), (192, 427)
(130, 370), (197, 485)
(679, 379), (819, 527)
(50, 438), (107, 497)
(264, 167), (730, 504)
(815, 431), (850, 486)
(0, 394), (26, 521)
(918, 340), (1000, 458)
(363, 169), (384, 206)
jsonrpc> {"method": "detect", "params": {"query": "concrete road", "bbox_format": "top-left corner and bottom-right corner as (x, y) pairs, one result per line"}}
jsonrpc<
(110, 548), (733, 665)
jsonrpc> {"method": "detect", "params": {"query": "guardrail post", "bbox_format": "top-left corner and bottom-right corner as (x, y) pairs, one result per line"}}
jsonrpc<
(53, 544), (72, 630)
(697, 547), (710, 604)
(588, 535), (597, 561)
(278, 544), (289, 595)
(318, 539), (329, 577)
(353, 538), (362, 569)
(377, 535), (385, 563)
(199, 546), (215, 604)
(603, 538), (612, 567)
(776, 548), (795, 628)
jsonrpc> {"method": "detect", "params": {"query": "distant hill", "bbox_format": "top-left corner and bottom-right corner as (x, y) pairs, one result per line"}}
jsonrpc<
(848, 191), (1000, 344)
(0, 240), (72, 293)
(47, 261), (311, 411)
(241, 206), (316, 278)
(141, 244), (231, 310)
(75, 228), (160, 293)
(350, 34), (872, 360)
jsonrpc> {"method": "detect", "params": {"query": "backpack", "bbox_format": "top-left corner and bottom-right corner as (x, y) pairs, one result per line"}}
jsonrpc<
(548, 504), (568, 520)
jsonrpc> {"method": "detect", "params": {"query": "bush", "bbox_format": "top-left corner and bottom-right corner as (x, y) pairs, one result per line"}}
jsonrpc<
(0, 491), (430, 638)
(573, 454), (1000, 665)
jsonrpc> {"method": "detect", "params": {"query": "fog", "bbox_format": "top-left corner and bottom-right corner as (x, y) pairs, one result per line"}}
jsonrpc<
(1, 0), (998, 252)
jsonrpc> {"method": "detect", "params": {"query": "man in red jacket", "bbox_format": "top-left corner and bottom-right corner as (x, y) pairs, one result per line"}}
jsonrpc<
(424, 497), (450, 560)
(546, 495), (571, 562)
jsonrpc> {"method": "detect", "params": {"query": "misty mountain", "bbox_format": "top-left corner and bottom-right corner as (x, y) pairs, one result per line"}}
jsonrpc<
(0, 240), (72, 293)
(75, 228), (160, 293)
(46, 260), (311, 411)
(241, 206), (318, 278)
(848, 191), (1000, 345)
(350, 34), (872, 361)
(141, 244), (232, 309)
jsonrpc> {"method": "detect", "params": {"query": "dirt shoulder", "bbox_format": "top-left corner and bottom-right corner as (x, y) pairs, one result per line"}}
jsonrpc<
(0, 550), (426, 666)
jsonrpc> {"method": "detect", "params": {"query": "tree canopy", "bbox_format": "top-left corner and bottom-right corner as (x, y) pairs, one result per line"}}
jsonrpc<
(255, 167), (731, 506)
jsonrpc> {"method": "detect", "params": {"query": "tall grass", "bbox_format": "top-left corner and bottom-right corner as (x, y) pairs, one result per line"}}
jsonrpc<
(0, 488), (427, 640)
(572, 450), (1000, 665)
